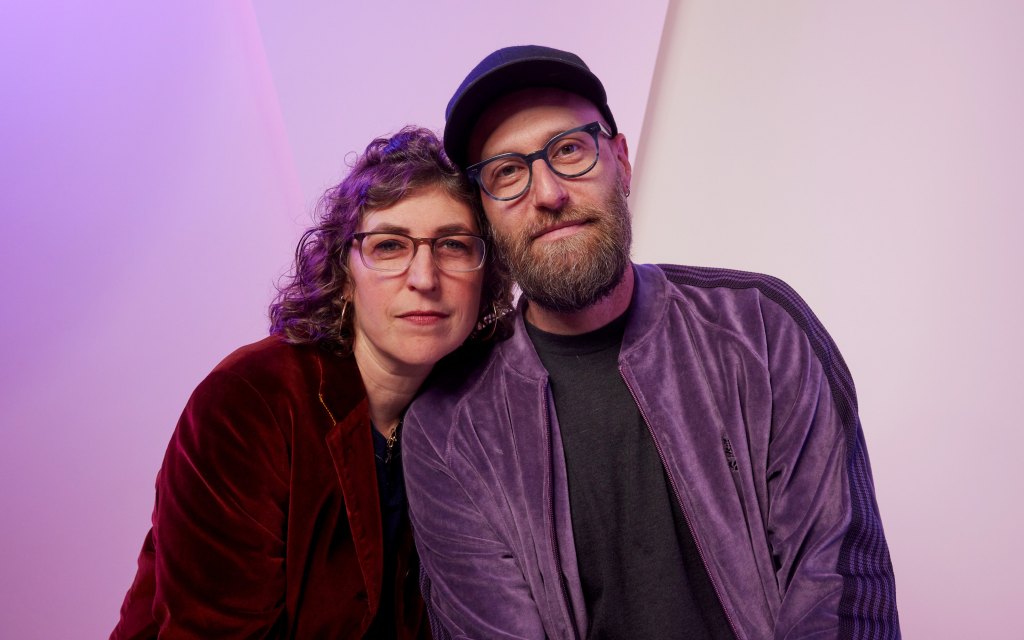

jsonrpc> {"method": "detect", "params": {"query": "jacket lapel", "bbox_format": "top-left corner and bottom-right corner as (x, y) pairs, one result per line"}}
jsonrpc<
(317, 352), (384, 615)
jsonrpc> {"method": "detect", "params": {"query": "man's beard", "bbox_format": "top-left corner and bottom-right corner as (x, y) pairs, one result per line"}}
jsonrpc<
(492, 182), (632, 313)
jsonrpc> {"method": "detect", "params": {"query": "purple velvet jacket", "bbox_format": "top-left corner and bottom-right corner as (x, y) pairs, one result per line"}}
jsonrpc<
(112, 336), (427, 639)
(404, 264), (899, 640)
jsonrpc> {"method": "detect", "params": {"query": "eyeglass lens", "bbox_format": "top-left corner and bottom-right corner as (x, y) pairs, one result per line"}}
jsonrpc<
(359, 233), (485, 272)
(478, 126), (600, 200)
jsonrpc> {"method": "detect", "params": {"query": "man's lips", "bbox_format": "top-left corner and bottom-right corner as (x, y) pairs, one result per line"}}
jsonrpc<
(530, 218), (593, 241)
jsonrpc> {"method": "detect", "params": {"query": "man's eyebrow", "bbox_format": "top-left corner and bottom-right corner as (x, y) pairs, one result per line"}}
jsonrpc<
(541, 125), (580, 143)
(488, 124), (585, 157)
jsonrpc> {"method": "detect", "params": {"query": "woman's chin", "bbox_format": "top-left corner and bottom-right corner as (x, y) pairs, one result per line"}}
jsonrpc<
(373, 332), (471, 376)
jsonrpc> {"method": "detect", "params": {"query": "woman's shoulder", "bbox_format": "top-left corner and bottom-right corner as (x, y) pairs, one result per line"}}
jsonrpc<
(200, 335), (359, 403)
(181, 336), (363, 437)
(213, 334), (304, 372)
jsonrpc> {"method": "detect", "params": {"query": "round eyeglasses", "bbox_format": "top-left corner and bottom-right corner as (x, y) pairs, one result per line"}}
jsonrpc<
(352, 232), (486, 273)
(466, 121), (612, 201)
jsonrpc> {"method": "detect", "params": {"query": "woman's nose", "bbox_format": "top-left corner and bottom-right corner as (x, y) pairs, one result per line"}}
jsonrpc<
(405, 244), (439, 291)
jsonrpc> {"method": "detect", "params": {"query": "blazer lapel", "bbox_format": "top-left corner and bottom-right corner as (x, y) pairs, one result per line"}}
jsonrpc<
(317, 352), (384, 615)
(325, 400), (383, 615)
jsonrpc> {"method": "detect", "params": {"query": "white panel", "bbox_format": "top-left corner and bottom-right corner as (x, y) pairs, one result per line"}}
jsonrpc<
(633, 1), (1024, 637)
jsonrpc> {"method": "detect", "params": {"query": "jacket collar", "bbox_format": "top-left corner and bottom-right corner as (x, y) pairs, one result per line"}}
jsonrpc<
(499, 263), (669, 377)
(314, 348), (367, 422)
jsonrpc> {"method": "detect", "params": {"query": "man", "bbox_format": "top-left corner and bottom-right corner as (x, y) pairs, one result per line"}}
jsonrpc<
(404, 45), (900, 640)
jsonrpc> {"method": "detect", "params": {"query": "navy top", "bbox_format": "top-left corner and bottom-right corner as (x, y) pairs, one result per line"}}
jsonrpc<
(365, 426), (405, 638)
(527, 303), (733, 640)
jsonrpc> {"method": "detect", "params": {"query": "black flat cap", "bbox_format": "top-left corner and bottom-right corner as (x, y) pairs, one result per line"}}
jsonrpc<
(443, 45), (617, 169)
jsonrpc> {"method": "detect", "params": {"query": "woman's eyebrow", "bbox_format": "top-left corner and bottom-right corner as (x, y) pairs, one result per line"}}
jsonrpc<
(363, 222), (410, 234)
(435, 223), (476, 235)
(362, 222), (477, 235)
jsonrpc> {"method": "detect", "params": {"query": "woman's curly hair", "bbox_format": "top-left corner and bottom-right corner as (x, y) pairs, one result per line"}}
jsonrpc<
(269, 126), (513, 354)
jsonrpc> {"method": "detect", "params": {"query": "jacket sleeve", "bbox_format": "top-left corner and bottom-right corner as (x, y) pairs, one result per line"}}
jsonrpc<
(123, 368), (291, 638)
(761, 296), (900, 640)
(403, 409), (548, 640)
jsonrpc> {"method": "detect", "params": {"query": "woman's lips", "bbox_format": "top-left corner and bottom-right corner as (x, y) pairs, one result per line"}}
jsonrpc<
(397, 310), (448, 325)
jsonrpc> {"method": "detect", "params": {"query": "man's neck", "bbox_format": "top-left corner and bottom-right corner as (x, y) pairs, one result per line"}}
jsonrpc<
(524, 265), (635, 336)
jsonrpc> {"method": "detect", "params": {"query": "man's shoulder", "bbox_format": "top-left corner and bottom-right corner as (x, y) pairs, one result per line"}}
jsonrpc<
(654, 263), (796, 301)
(408, 341), (515, 431)
(417, 340), (500, 396)
(648, 263), (822, 334)
(649, 263), (855, 408)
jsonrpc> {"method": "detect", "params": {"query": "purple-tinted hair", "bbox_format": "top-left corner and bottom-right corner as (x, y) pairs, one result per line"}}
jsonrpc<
(269, 126), (512, 352)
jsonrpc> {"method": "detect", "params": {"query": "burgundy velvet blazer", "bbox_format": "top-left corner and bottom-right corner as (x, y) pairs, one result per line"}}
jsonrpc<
(112, 336), (426, 638)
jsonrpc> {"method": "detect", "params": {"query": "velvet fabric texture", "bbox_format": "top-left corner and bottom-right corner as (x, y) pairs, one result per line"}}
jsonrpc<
(405, 264), (899, 640)
(112, 336), (427, 639)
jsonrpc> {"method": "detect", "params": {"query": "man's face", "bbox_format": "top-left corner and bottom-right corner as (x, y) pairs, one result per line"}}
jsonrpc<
(468, 88), (633, 313)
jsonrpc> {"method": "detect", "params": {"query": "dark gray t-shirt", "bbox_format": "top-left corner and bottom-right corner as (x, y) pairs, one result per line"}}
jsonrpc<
(526, 305), (733, 640)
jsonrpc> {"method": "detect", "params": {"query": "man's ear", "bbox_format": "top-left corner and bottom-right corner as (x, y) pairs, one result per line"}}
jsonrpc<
(610, 133), (632, 193)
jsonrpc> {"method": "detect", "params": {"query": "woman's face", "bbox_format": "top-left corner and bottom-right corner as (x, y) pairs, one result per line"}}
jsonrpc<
(347, 186), (485, 378)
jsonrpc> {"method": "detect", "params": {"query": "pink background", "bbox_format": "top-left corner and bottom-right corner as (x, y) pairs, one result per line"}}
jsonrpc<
(1, 1), (1020, 637)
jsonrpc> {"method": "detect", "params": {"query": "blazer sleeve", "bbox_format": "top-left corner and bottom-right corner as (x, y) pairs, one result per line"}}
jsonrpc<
(146, 368), (291, 637)
(403, 409), (548, 640)
(761, 296), (900, 640)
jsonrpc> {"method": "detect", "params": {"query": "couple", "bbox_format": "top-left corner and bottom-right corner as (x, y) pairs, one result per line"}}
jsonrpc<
(113, 46), (900, 639)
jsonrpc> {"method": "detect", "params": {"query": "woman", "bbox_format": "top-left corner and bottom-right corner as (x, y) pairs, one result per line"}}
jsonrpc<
(111, 127), (512, 638)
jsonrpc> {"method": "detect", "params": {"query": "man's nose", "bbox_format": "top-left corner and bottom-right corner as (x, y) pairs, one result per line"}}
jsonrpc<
(529, 159), (569, 212)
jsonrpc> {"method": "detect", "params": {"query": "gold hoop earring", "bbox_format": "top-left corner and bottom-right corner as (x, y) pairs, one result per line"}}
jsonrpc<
(339, 298), (350, 326)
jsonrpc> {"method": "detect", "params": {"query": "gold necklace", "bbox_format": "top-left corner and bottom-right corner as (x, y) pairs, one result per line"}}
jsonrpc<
(384, 416), (403, 464)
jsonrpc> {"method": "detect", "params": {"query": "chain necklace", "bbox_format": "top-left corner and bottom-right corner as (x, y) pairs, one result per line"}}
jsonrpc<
(384, 416), (403, 464)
